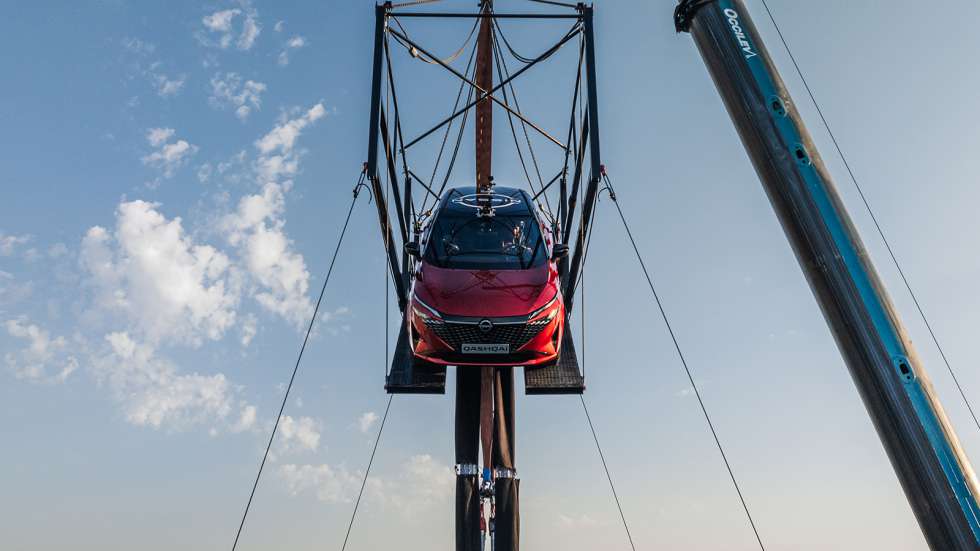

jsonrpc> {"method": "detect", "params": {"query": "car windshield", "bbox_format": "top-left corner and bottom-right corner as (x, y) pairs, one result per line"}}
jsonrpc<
(424, 211), (546, 270)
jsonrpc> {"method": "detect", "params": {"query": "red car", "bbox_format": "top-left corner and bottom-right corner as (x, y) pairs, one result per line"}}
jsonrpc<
(404, 186), (569, 367)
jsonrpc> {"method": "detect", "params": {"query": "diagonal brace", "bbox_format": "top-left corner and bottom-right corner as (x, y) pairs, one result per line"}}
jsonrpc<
(389, 26), (570, 151)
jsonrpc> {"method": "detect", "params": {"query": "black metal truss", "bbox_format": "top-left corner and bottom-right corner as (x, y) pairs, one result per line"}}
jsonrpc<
(365, 3), (602, 317)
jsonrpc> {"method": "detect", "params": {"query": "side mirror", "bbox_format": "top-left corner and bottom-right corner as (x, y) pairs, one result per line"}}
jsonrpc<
(405, 241), (421, 258)
(551, 243), (569, 260)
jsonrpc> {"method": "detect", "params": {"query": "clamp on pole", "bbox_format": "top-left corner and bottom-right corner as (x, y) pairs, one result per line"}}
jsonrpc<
(455, 463), (480, 476)
(674, 0), (714, 33)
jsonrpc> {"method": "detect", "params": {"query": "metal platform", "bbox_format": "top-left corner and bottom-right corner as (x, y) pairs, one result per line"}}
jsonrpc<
(386, 317), (447, 394)
(524, 330), (585, 395)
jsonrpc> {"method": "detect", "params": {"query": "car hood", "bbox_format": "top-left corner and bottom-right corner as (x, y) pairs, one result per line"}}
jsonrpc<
(415, 263), (558, 318)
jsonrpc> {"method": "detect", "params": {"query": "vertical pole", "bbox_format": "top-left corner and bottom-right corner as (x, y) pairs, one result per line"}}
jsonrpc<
(675, 1), (980, 548)
(564, 5), (601, 310)
(367, 4), (407, 311)
(493, 367), (519, 551)
(475, 1), (494, 193)
(456, 369), (482, 551)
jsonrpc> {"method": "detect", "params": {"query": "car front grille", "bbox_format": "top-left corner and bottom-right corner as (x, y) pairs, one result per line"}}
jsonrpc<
(425, 318), (550, 351)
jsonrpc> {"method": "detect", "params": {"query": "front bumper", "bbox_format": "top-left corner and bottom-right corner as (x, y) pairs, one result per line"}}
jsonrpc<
(409, 303), (564, 367)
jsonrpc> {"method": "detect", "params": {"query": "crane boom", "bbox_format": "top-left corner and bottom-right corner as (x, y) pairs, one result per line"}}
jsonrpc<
(675, 1), (980, 548)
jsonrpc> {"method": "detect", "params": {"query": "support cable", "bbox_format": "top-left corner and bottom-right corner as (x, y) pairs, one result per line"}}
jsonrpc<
(493, 16), (536, 63)
(490, 27), (549, 213)
(390, 0), (442, 9)
(231, 172), (366, 551)
(604, 173), (767, 550)
(491, 19), (554, 216)
(340, 394), (395, 551)
(421, 29), (479, 216)
(580, 395), (635, 551)
(570, 177), (601, 298)
(759, 0), (980, 433)
(391, 15), (478, 65)
(527, 0), (580, 10)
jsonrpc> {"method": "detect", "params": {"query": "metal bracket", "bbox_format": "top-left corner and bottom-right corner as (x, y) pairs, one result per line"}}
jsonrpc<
(456, 463), (480, 476)
(674, 0), (715, 33)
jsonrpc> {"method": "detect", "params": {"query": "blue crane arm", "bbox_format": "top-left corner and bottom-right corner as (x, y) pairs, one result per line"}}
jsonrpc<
(676, 1), (980, 548)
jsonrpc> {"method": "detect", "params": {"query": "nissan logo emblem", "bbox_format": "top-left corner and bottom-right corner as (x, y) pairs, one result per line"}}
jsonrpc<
(478, 319), (493, 333)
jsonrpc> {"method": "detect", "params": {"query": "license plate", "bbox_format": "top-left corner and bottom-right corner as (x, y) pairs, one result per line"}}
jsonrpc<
(461, 343), (510, 354)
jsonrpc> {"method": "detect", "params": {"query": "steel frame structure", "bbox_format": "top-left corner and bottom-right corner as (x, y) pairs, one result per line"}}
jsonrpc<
(364, 4), (601, 550)
(365, 1), (602, 321)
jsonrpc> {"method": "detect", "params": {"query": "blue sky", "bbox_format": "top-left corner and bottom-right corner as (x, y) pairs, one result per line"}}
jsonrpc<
(3, 1), (980, 549)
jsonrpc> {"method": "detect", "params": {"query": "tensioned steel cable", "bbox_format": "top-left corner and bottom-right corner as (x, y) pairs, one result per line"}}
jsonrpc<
(231, 173), (366, 551)
(419, 25), (479, 216)
(391, 15), (478, 65)
(759, 0), (980, 434)
(580, 395), (636, 551)
(340, 394), (395, 551)
(605, 174), (767, 550)
(490, 28), (549, 212)
(491, 19), (555, 216)
(390, 0), (443, 9)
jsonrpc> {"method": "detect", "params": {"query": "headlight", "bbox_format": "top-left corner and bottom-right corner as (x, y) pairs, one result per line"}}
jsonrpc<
(413, 296), (443, 324)
(529, 291), (560, 321)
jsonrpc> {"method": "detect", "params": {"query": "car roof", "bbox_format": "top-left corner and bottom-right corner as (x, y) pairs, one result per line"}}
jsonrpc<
(440, 186), (532, 216)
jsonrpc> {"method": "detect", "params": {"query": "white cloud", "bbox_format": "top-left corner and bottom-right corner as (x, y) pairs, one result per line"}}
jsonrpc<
(240, 312), (257, 346)
(0, 233), (30, 256)
(123, 37), (156, 55)
(357, 411), (379, 434)
(203, 9), (240, 33)
(212, 105), (328, 327)
(197, 163), (213, 184)
(17, 199), (263, 433)
(278, 454), (453, 512)
(152, 72), (186, 98)
(3, 318), (77, 383)
(48, 243), (68, 259)
(141, 129), (198, 178)
(279, 463), (363, 504)
(277, 35), (307, 66)
(222, 183), (312, 327)
(277, 415), (320, 454)
(255, 104), (325, 157)
(122, 38), (185, 99)
(146, 127), (175, 147)
(94, 331), (244, 430)
(238, 13), (261, 50)
(557, 514), (612, 529)
(80, 200), (239, 346)
(0, 271), (33, 305)
(23, 248), (41, 263)
(274, 21), (285, 33)
(209, 72), (267, 121)
(232, 404), (257, 432)
(200, 2), (260, 51)
(399, 454), (454, 506)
